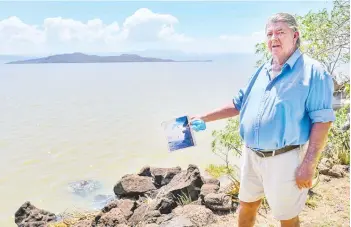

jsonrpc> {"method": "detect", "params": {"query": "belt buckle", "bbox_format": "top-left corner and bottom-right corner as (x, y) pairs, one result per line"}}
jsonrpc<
(256, 150), (276, 158)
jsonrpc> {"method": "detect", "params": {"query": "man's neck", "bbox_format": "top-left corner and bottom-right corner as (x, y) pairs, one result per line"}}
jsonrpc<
(272, 47), (297, 66)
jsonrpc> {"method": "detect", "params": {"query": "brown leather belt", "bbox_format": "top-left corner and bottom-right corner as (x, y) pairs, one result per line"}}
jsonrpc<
(249, 145), (300, 158)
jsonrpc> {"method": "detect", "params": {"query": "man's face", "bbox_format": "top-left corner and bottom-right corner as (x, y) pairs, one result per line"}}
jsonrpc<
(266, 21), (298, 60)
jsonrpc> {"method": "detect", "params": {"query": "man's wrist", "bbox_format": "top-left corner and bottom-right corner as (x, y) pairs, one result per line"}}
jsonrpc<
(200, 116), (208, 123)
(301, 149), (321, 170)
(301, 159), (317, 170)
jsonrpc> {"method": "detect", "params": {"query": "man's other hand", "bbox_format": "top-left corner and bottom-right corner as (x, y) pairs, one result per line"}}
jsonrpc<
(295, 162), (314, 189)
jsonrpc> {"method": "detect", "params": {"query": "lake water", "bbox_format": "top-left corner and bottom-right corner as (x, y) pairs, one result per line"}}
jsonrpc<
(0, 61), (257, 226)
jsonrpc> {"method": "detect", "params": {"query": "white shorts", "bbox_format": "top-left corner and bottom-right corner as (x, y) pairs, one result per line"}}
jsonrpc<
(238, 145), (309, 220)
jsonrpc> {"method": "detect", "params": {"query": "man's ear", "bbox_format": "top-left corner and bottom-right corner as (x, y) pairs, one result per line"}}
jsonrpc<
(294, 31), (299, 40)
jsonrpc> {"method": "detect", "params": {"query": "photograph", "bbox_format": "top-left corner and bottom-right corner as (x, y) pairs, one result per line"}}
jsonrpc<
(162, 115), (196, 152)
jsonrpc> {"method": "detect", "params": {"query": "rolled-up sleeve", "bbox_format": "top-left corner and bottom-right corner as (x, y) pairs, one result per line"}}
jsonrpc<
(306, 67), (336, 123)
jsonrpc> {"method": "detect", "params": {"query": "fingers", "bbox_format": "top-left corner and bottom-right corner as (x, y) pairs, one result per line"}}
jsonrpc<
(188, 116), (199, 125)
(296, 180), (303, 190)
(296, 180), (312, 189)
(303, 182), (310, 188)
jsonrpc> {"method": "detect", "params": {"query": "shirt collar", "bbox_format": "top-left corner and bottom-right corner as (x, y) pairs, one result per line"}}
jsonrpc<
(264, 48), (302, 72)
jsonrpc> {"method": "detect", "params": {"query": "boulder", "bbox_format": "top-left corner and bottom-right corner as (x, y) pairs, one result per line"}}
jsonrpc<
(155, 214), (174, 225)
(160, 164), (204, 202)
(172, 204), (215, 226)
(204, 178), (220, 187)
(138, 166), (153, 177)
(14, 201), (56, 227)
(138, 166), (182, 188)
(128, 202), (150, 226)
(113, 174), (156, 197)
(95, 208), (128, 226)
(115, 199), (136, 219)
(200, 184), (220, 201)
(319, 159), (346, 178)
(150, 195), (177, 214)
(328, 165), (345, 178)
(151, 167), (182, 187)
(96, 198), (136, 222)
(204, 193), (233, 211)
(100, 200), (119, 213)
(159, 216), (195, 227)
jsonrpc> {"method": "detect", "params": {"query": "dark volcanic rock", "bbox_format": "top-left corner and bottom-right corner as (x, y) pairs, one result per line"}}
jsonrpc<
(128, 202), (150, 226)
(14, 164), (235, 227)
(160, 164), (204, 202)
(200, 184), (220, 201)
(116, 199), (136, 219)
(150, 167), (182, 188)
(100, 200), (119, 213)
(95, 208), (128, 226)
(138, 166), (153, 177)
(138, 166), (182, 188)
(328, 165), (346, 178)
(159, 216), (194, 227)
(113, 174), (156, 197)
(151, 195), (177, 214)
(204, 193), (233, 211)
(14, 201), (56, 227)
(204, 178), (220, 187)
(172, 204), (215, 226)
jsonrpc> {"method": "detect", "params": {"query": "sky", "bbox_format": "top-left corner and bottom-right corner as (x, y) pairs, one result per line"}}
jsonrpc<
(0, 1), (334, 55)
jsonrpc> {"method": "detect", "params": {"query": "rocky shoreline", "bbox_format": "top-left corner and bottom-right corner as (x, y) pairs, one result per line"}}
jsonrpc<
(14, 161), (349, 227)
(14, 164), (238, 227)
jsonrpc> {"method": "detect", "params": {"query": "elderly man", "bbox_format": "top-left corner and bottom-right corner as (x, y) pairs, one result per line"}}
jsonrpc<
(190, 13), (335, 227)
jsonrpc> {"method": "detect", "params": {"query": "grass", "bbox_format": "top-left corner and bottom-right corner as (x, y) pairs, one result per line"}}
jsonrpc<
(174, 191), (193, 206)
(336, 148), (350, 165)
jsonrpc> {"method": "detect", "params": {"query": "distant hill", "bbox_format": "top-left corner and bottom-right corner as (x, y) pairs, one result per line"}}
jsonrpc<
(6, 52), (211, 64)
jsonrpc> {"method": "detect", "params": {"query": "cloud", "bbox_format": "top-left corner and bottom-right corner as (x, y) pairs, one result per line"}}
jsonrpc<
(0, 9), (262, 55)
(0, 16), (45, 54)
(44, 17), (120, 43)
(121, 8), (191, 43)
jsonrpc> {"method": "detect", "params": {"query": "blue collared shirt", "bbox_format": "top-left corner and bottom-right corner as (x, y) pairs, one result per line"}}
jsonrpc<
(233, 49), (335, 150)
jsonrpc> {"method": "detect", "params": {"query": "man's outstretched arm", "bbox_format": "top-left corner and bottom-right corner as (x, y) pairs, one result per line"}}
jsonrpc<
(196, 102), (239, 123)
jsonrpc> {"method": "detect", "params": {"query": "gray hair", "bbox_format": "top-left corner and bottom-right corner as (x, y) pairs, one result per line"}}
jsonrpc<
(266, 13), (301, 48)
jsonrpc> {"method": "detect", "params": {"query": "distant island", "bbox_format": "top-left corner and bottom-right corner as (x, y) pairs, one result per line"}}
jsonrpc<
(6, 52), (212, 64)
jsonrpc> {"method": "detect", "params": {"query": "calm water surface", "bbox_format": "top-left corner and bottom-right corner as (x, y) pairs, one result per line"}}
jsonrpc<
(0, 61), (255, 226)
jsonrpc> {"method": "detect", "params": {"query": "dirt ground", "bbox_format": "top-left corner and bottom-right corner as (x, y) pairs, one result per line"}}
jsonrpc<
(209, 173), (350, 227)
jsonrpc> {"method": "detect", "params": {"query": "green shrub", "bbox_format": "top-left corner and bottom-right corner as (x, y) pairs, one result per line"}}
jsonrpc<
(325, 103), (350, 165)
